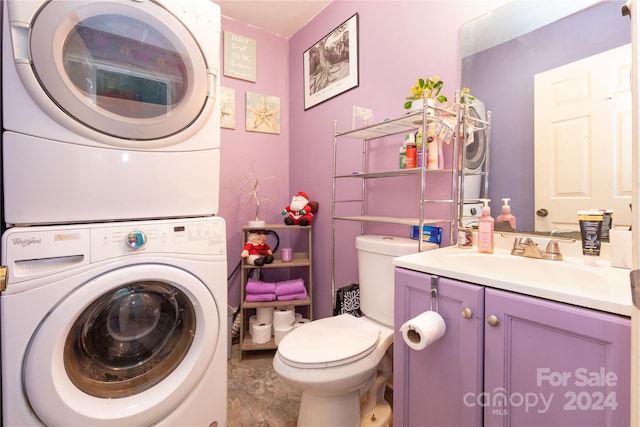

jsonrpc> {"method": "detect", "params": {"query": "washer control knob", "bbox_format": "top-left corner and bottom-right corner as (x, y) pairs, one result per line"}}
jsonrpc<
(126, 231), (147, 248)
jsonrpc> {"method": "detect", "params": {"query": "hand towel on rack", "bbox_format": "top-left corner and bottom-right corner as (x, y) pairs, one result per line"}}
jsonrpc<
(246, 278), (277, 294)
(277, 289), (308, 301)
(275, 278), (305, 296)
(245, 293), (276, 302)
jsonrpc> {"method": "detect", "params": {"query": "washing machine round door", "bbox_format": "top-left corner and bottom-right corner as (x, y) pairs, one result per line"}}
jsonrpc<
(13, 0), (215, 146)
(22, 264), (221, 426)
(464, 100), (488, 173)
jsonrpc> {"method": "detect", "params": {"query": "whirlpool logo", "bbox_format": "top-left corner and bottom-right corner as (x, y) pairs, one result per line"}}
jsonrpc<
(12, 237), (42, 247)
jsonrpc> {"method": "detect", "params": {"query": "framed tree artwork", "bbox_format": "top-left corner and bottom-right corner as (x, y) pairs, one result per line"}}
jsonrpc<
(303, 13), (359, 110)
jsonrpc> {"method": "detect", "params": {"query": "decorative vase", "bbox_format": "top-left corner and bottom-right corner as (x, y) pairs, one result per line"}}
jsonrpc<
(410, 98), (435, 115)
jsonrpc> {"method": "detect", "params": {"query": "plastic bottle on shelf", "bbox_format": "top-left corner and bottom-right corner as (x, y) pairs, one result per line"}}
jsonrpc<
(399, 143), (406, 169)
(416, 130), (423, 168)
(405, 133), (417, 169)
(496, 198), (516, 230)
(478, 199), (494, 254)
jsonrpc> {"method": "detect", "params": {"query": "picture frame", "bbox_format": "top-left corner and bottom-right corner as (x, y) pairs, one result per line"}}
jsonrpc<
(245, 92), (281, 134)
(303, 13), (359, 110)
(220, 86), (236, 129)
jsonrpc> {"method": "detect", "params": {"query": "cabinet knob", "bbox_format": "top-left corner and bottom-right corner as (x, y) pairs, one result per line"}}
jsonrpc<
(487, 314), (500, 327)
(461, 307), (473, 319)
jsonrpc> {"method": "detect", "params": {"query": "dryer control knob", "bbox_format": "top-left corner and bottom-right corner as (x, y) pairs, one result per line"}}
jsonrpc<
(126, 231), (147, 248)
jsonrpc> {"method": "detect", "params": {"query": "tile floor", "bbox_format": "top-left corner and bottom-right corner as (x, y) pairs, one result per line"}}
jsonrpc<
(227, 343), (300, 426)
(227, 341), (394, 426)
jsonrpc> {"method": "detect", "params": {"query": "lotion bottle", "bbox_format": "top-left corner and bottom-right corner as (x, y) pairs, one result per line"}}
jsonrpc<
(478, 199), (494, 254)
(496, 198), (516, 230)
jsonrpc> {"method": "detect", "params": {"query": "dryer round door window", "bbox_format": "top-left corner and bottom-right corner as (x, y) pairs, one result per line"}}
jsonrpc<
(28, 1), (211, 142)
(22, 264), (220, 426)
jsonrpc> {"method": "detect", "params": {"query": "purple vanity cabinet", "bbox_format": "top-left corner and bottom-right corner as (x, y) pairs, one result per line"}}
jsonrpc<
(394, 268), (631, 427)
(394, 268), (484, 427)
(484, 288), (630, 427)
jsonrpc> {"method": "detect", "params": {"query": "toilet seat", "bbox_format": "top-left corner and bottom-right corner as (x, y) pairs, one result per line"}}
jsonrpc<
(277, 314), (379, 369)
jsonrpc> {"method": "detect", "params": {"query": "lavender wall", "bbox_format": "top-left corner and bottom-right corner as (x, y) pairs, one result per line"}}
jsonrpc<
(221, 1), (506, 314)
(462, 0), (629, 229)
(219, 18), (291, 307)
(286, 1), (502, 318)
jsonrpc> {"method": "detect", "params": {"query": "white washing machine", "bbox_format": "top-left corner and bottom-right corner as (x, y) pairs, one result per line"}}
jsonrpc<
(2, 0), (221, 226)
(0, 216), (228, 426)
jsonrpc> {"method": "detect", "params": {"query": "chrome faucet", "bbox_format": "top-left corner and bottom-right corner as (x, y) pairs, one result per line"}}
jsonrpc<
(502, 233), (575, 261)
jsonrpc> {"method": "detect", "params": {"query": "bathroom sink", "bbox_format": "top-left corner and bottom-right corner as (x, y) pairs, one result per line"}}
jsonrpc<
(393, 245), (632, 316)
(438, 250), (609, 289)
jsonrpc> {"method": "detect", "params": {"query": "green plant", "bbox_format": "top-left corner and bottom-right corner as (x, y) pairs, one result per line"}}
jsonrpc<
(404, 76), (448, 109)
(460, 87), (475, 104)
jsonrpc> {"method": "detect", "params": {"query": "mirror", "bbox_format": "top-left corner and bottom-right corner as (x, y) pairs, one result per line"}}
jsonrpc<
(461, 0), (630, 234)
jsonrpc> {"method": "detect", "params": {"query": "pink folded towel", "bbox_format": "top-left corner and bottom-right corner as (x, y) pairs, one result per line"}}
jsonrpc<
(277, 289), (308, 301)
(275, 279), (305, 296)
(246, 278), (277, 294)
(245, 293), (276, 302)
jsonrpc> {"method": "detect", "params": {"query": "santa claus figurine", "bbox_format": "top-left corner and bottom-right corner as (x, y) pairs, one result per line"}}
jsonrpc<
(241, 231), (274, 266)
(282, 191), (314, 226)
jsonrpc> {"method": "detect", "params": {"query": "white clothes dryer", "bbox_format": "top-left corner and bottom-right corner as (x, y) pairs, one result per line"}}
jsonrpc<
(2, 0), (221, 225)
(0, 216), (228, 426)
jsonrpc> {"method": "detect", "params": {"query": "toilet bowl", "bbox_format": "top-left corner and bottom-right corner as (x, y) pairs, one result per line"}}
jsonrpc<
(273, 314), (393, 427)
(273, 235), (437, 427)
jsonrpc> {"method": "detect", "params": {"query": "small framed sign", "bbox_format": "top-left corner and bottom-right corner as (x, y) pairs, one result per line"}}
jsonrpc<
(224, 31), (257, 82)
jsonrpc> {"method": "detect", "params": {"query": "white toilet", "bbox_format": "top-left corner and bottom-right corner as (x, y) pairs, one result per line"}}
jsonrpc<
(273, 235), (438, 427)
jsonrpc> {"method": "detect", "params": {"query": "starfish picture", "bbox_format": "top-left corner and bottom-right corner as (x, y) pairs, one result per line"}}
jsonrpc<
(246, 92), (280, 134)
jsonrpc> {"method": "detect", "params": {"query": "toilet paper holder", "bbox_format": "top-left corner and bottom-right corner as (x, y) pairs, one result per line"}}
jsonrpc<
(430, 276), (440, 313)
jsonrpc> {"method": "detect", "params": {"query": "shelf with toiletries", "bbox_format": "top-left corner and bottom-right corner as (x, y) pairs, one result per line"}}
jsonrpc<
(330, 91), (490, 308)
(238, 223), (313, 358)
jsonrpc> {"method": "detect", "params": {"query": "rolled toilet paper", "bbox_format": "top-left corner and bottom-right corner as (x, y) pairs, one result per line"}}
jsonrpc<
(274, 325), (294, 345)
(293, 318), (311, 329)
(273, 307), (295, 328)
(295, 312), (303, 322)
(248, 315), (258, 336)
(400, 311), (446, 351)
(251, 322), (272, 344)
(256, 306), (274, 323)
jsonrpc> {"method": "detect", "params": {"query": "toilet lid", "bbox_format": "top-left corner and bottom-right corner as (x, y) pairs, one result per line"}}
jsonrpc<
(277, 314), (379, 368)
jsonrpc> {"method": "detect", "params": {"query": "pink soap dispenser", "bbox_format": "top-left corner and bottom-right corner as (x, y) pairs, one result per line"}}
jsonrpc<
(478, 199), (494, 254)
(496, 198), (516, 230)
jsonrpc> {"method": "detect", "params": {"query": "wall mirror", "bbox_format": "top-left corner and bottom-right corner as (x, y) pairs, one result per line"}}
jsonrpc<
(461, 0), (630, 236)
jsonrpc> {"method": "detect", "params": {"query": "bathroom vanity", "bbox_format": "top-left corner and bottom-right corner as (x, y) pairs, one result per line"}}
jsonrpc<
(393, 238), (631, 426)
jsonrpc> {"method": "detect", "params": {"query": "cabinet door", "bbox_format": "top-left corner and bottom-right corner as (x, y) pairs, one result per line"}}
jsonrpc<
(394, 268), (484, 427)
(484, 288), (630, 427)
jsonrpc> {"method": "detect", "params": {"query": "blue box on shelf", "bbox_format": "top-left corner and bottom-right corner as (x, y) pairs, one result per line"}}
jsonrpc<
(410, 225), (442, 244)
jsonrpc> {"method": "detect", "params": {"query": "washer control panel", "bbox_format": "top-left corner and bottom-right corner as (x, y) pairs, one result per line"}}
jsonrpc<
(91, 217), (226, 260)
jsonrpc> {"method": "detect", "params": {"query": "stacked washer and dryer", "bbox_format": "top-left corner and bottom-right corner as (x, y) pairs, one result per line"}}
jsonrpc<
(1, 1), (227, 426)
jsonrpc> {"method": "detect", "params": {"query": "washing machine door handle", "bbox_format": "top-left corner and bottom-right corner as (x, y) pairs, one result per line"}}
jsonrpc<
(0, 265), (7, 291)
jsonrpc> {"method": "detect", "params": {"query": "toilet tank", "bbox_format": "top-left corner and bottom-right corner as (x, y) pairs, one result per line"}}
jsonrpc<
(356, 235), (434, 327)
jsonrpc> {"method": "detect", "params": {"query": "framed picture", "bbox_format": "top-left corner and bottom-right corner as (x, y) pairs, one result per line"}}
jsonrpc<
(245, 92), (281, 134)
(220, 86), (236, 129)
(303, 13), (359, 110)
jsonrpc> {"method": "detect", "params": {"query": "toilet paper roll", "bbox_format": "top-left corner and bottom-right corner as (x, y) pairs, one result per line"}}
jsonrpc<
(293, 318), (311, 329)
(256, 306), (274, 323)
(248, 315), (258, 336)
(400, 311), (446, 351)
(273, 307), (295, 328)
(295, 312), (303, 321)
(251, 322), (272, 344)
(274, 325), (294, 345)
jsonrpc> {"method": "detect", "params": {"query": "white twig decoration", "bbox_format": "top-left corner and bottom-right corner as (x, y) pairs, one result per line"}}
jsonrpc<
(236, 162), (276, 221)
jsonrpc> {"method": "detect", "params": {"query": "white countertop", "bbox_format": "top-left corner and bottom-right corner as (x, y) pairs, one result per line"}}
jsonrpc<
(393, 233), (633, 317)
